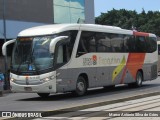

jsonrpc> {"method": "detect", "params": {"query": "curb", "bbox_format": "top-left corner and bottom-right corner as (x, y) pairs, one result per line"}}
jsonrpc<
(3, 91), (160, 120)
(41, 91), (160, 117)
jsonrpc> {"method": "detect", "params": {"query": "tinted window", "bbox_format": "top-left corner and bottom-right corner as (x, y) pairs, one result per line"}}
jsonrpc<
(96, 33), (112, 52)
(77, 31), (96, 57)
(96, 33), (124, 52)
(55, 30), (78, 68)
(77, 31), (156, 54)
(124, 35), (135, 52)
(158, 44), (160, 55)
(60, 30), (78, 56)
(111, 34), (124, 52)
(146, 37), (157, 53)
(135, 36), (146, 52)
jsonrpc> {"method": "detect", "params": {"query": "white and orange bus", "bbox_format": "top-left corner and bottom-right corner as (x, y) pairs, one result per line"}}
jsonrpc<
(2, 24), (158, 97)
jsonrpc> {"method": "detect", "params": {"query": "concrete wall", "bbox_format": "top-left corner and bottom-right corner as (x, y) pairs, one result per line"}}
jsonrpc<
(0, 0), (53, 23)
(0, 0), (95, 39)
(85, 0), (95, 24)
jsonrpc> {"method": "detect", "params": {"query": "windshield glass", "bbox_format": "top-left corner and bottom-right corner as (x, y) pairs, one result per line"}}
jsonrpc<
(11, 36), (56, 73)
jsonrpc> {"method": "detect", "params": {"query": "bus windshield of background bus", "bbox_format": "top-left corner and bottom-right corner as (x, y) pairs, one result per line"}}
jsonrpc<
(158, 45), (160, 55)
(11, 36), (56, 72)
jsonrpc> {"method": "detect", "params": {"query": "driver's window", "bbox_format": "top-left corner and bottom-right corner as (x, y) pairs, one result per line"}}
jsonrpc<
(57, 45), (63, 64)
(56, 43), (70, 65)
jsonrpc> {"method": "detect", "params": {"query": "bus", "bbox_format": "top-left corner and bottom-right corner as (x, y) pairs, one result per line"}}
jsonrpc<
(2, 24), (158, 97)
(157, 41), (160, 75)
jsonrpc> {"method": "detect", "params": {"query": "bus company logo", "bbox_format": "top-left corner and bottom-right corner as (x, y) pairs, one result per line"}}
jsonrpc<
(83, 55), (97, 66)
(2, 112), (11, 117)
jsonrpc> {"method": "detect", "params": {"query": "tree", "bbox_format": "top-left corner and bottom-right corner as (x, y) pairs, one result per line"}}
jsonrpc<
(95, 9), (160, 36)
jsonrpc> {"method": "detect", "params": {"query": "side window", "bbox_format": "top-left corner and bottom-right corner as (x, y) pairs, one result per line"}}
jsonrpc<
(57, 44), (70, 64)
(77, 31), (96, 57)
(158, 44), (160, 55)
(110, 34), (124, 52)
(59, 30), (78, 58)
(135, 36), (146, 52)
(124, 35), (135, 52)
(56, 30), (78, 67)
(57, 45), (63, 64)
(146, 37), (157, 53)
(96, 33), (112, 52)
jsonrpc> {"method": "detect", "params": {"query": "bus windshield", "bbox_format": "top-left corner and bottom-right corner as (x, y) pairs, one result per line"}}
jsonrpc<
(11, 36), (56, 73)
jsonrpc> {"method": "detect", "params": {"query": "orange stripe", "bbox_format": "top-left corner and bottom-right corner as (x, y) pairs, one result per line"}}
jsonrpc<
(120, 53), (145, 84)
(133, 31), (149, 36)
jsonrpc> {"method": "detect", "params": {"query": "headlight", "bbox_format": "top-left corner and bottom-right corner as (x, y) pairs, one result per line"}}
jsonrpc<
(40, 76), (55, 83)
(44, 78), (50, 82)
(10, 78), (15, 82)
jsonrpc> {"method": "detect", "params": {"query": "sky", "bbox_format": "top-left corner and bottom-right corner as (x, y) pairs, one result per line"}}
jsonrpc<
(94, 0), (160, 17)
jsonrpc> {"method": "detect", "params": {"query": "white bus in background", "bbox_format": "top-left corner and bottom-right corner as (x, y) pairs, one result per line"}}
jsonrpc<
(2, 24), (158, 97)
(157, 41), (160, 75)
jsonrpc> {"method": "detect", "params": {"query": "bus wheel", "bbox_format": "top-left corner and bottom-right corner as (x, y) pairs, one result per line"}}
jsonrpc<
(37, 93), (50, 98)
(135, 71), (143, 87)
(74, 76), (87, 96)
(129, 71), (143, 87)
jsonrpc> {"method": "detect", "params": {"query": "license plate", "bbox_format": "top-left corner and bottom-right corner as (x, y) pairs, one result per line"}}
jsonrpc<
(24, 87), (32, 91)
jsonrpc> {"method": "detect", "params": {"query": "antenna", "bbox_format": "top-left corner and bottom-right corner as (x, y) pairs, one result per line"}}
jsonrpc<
(132, 25), (137, 32)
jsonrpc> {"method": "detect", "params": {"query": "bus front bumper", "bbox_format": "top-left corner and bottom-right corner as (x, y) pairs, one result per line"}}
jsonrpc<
(10, 81), (57, 93)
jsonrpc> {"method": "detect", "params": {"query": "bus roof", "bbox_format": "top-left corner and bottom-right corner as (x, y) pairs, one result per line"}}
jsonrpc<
(18, 24), (156, 37)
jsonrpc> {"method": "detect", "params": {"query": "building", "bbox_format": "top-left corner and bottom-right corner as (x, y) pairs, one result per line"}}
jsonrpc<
(0, 0), (94, 39)
(0, 0), (95, 72)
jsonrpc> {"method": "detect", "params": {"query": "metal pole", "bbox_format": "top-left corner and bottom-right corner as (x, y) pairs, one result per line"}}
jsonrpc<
(2, 0), (9, 90)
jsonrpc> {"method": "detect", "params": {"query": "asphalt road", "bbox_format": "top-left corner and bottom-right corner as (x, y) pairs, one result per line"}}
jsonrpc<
(0, 77), (160, 113)
(39, 94), (160, 120)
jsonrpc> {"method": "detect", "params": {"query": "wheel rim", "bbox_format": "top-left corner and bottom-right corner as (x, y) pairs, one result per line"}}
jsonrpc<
(137, 73), (142, 86)
(77, 81), (85, 92)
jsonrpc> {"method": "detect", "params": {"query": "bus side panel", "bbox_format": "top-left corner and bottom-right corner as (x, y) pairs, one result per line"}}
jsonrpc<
(143, 51), (158, 80)
(96, 66), (135, 86)
(142, 62), (157, 81)
(56, 67), (97, 92)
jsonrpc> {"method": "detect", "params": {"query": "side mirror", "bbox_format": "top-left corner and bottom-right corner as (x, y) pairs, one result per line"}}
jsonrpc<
(2, 39), (16, 56)
(49, 36), (68, 54)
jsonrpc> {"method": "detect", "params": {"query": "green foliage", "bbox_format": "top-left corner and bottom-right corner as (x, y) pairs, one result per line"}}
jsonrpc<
(95, 9), (160, 35)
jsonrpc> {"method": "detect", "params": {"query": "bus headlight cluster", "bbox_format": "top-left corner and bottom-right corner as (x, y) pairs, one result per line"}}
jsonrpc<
(40, 76), (55, 83)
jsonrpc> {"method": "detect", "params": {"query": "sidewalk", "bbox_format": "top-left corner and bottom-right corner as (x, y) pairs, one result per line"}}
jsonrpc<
(0, 90), (12, 97)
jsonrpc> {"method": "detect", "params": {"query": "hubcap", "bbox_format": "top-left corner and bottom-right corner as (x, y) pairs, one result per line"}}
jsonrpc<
(77, 82), (84, 92)
(137, 74), (142, 85)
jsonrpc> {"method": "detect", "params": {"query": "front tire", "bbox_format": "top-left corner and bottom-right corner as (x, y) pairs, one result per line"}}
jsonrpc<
(74, 76), (87, 96)
(135, 71), (143, 87)
(37, 93), (50, 98)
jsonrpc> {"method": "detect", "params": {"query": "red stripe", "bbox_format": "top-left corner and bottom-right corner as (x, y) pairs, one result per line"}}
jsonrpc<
(133, 31), (149, 36)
